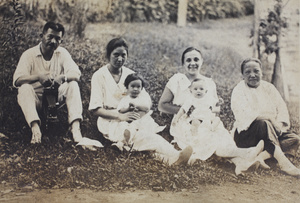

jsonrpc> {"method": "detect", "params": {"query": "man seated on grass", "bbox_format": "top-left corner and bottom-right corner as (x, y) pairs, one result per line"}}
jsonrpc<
(13, 22), (101, 148)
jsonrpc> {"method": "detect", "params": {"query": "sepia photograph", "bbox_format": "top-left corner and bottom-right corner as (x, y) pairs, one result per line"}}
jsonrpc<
(0, 0), (299, 202)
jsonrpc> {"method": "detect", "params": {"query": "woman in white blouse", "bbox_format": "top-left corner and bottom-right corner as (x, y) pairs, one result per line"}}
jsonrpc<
(231, 58), (300, 176)
(89, 37), (192, 165)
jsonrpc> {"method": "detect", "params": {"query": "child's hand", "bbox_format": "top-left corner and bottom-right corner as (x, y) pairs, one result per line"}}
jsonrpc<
(186, 105), (195, 117)
(129, 103), (135, 111)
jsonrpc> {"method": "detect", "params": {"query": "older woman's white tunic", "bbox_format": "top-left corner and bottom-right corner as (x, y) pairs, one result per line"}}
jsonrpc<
(231, 80), (290, 133)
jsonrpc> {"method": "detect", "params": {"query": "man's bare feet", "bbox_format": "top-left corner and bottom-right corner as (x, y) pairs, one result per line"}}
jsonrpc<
(71, 120), (83, 142)
(31, 122), (42, 144)
(72, 128), (83, 143)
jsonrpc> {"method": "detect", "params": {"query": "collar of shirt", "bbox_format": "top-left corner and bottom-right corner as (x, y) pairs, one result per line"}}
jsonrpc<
(33, 42), (61, 57)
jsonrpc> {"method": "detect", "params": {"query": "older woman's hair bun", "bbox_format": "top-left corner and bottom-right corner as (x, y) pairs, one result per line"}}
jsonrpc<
(106, 37), (129, 59)
(240, 58), (262, 73)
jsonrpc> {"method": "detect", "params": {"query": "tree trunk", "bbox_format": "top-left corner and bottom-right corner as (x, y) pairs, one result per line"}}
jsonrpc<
(70, 2), (88, 38)
(177, 0), (188, 27)
(253, 0), (260, 58)
(271, 33), (289, 102)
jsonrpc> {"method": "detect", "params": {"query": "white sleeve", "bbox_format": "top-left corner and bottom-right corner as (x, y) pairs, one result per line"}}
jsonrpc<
(88, 71), (105, 110)
(117, 97), (130, 111)
(207, 78), (219, 106)
(60, 47), (81, 79)
(13, 51), (32, 87)
(231, 83), (259, 133)
(166, 74), (179, 95)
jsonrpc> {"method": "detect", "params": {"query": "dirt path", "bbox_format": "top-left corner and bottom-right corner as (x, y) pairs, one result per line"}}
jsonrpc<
(1, 174), (299, 203)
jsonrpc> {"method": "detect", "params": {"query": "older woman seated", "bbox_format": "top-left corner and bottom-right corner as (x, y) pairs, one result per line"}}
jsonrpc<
(231, 58), (300, 177)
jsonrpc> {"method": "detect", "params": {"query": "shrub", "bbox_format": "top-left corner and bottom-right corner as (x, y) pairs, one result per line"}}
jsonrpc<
(1, 0), (254, 24)
(0, 0), (33, 132)
(109, 0), (254, 23)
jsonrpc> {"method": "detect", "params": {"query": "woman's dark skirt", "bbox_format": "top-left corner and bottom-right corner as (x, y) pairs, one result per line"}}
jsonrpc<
(234, 119), (300, 156)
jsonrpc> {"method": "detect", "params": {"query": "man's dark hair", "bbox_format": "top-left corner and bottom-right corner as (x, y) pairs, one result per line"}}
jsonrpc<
(42, 22), (65, 36)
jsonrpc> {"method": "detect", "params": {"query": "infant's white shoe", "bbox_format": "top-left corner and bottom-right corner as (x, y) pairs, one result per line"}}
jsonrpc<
(173, 146), (193, 166)
(76, 137), (104, 151)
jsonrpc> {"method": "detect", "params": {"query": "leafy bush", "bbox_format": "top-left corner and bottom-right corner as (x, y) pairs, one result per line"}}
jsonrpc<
(0, 0), (40, 132)
(188, 0), (247, 22)
(109, 0), (254, 23)
(255, 0), (289, 101)
(258, 1), (287, 55)
(1, 0), (254, 25)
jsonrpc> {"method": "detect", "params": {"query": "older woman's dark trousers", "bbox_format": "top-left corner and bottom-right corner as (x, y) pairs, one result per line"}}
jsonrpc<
(234, 119), (300, 156)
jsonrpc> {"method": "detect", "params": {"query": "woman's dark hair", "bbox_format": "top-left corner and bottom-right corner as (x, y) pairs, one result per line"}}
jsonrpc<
(124, 73), (147, 89)
(106, 37), (129, 59)
(42, 22), (65, 36)
(181, 47), (203, 65)
(240, 58), (262, 73)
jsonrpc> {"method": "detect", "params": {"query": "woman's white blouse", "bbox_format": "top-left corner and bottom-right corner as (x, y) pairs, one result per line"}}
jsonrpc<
(89, 64), (134, 111)
(231, 80), (290, 133)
